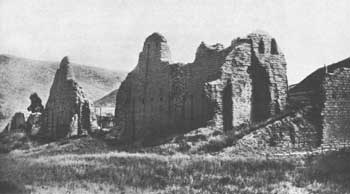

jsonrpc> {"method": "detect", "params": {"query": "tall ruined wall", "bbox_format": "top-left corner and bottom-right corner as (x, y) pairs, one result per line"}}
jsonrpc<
(205, 38), (254, 131)
(40, 57), (98, 140)
(248, 33), (288, 121)
(114, 34), (224, 144)
(322, 67), (350, 143)
(114, 32), (288, 145)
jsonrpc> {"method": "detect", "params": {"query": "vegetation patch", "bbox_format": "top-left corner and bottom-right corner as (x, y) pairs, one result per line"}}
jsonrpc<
(1, 142), (350, 193)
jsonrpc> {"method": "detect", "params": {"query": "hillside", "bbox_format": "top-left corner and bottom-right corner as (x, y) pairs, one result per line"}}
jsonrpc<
(0, 54), (126, 131)
(94, 89), (118, 107)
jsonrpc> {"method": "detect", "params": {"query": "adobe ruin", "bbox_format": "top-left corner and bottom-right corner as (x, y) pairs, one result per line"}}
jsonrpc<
(114, 31), (288, 145)
(39, 56), (98, 140)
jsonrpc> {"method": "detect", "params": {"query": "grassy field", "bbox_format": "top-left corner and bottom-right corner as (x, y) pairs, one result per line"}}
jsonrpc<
(1, 138), (350, 194)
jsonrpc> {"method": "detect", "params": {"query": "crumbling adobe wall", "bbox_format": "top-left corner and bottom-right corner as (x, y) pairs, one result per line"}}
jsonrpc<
(208, 39), (253, 131)
(115, 35), (224, 144)
(40, 57), (98, 140)
(207, 33), (288, 131)
(322, 67), (350, 143)
(114, 32), (288, 145)
(288, 57), (350, 145)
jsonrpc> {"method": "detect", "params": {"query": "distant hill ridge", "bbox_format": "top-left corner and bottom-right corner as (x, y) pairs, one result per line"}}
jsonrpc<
(0, 54), (126, 131)
(94, 89), (118, 107)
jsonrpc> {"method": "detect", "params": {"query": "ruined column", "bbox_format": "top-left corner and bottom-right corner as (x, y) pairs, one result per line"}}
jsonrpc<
(40, 56), (98, 140)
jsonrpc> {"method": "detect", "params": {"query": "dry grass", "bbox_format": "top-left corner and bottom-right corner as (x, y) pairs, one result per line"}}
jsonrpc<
(1, 141), (350, 194)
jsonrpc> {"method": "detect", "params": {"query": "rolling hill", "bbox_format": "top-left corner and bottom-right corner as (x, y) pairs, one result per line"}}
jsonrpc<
(0, 54), (126, 131)
(94, 89), (118, 107)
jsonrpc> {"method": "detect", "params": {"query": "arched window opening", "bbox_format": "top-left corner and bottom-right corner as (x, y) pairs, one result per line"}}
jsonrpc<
(190, 95), (194, 121)
(223, 80), (233, 132)
(258, 39), (265, 54)
(271, 39), (278, 55)
(251, 60), (271, 122)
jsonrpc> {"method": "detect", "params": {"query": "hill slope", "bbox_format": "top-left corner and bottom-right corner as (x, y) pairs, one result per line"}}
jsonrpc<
(94, 89), (118, 107)
(0, 54), (126, 130)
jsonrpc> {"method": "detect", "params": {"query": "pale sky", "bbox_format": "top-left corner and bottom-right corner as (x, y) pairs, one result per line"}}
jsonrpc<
(1, 0), (350, 84)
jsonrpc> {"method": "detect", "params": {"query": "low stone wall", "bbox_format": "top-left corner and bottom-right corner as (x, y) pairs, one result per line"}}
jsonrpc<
(322, 67), (350, 143)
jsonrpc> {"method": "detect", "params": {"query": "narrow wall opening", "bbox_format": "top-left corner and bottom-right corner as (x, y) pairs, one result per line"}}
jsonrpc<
(251, 60), (271, 122)
(81, 102), (91, 134)
(131, 98), (136, 141)
(271, 39), (278, 55)
(223, 80), (233, 132)
(258, 39), (265, 54)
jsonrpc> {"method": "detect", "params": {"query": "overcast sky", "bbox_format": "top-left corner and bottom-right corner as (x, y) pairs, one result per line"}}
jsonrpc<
(1, 0), (350, 84)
